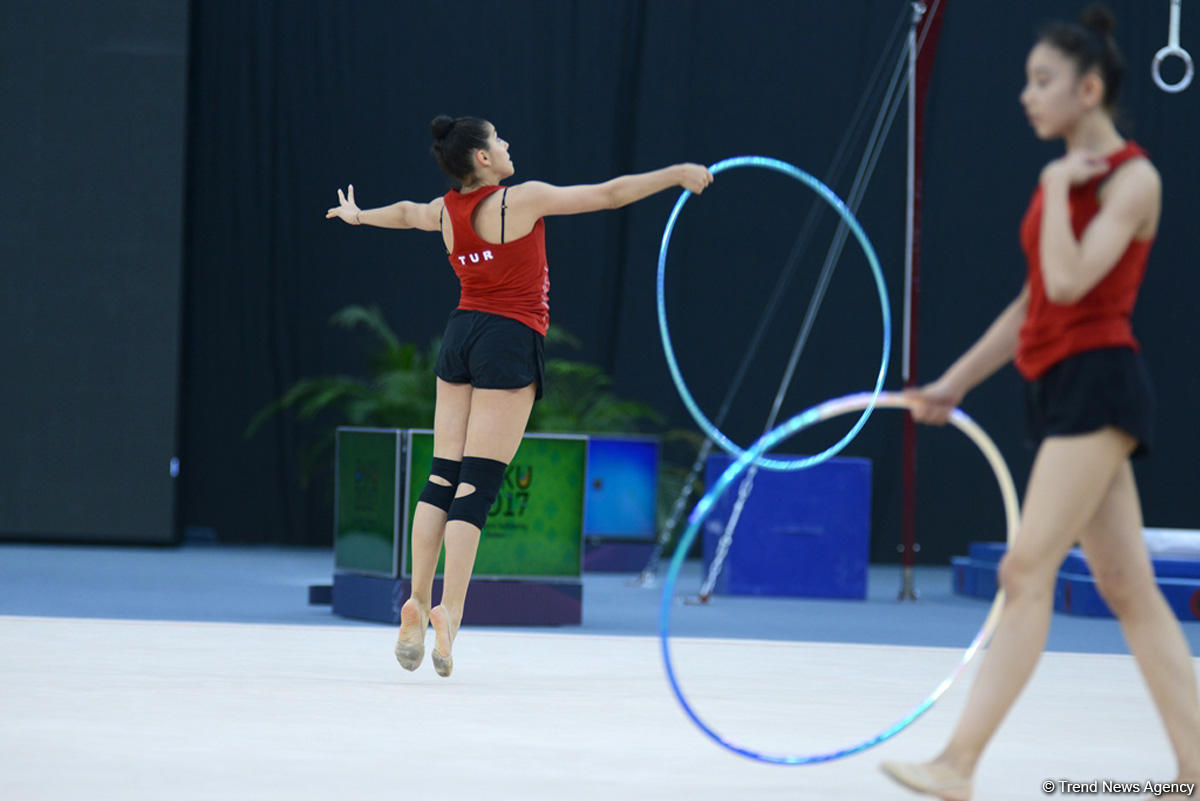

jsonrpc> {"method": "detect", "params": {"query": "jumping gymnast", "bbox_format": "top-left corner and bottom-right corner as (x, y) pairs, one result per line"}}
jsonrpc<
(327, 115), (712, 677)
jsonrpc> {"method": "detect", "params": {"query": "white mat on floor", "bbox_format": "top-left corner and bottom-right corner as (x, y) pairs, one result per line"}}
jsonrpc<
(0, 616), (1180, 800)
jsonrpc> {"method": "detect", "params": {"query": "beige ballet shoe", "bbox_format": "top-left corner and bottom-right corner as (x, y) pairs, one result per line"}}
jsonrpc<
(393, 600), (429, 671)
(880, 760), (972, 801)
(429, 605), (458, 678)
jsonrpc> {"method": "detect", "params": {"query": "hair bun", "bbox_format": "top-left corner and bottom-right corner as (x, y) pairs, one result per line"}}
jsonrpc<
(1080, 3), (1117, 38)
(430, 115), (456, 142)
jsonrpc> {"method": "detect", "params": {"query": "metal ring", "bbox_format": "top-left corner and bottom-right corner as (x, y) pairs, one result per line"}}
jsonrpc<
(1153, 46), (1195, 93)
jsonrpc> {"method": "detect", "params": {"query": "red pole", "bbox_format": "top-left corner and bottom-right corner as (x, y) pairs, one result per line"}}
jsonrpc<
(901, 0), (947, 599)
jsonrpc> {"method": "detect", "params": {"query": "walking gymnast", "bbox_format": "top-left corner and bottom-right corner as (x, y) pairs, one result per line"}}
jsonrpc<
(327, 115), (712, 677)
(883, 6), (1200, 799)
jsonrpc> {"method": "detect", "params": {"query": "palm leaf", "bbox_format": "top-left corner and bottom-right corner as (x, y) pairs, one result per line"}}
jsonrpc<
(295, 379), (372, 421)
(330, 304), (402, 352)
(545, 324), (582, 351)
(245, 376), (368, 436)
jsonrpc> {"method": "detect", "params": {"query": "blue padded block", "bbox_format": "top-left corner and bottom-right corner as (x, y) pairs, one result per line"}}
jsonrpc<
(1058, 571), (1111, 617)
(1060, 571), (1200, 620)
(1060, 550), (1090, 575)
(1158, 577), (1200, 620)
(702, 455), (871, 599)
(1150, 558), (1200, 579)
(952, 557), (975, 596)
(968, 541), (1007, 564)
(972, 559), (999, 598)
(953, 541), (1200, 620)
(1061, 548), (1200, 580)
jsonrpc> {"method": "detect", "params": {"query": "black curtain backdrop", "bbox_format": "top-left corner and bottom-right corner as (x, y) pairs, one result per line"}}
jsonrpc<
(182, 1), (1200, 563)
(918, 0), (1200, 561)
(1, 1), (187, 542)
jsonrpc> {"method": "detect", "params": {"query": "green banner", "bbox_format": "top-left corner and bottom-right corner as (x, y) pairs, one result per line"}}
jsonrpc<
(406, 432), (585, 578)
(334, 429), (399, 575)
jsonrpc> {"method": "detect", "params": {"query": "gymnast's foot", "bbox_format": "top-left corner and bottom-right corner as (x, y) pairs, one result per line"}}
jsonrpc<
(880, 757), (973, 801)
(429, 604), (458, 678)
(393, 599), (429, 671)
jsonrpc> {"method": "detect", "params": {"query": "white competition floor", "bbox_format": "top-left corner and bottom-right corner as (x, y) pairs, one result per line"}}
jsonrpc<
(0, 614), (1181, 801)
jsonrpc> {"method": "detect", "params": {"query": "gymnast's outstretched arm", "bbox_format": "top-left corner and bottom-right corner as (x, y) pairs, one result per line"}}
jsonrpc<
(325, 183), (445, 230)
(506, 163), (713, 218)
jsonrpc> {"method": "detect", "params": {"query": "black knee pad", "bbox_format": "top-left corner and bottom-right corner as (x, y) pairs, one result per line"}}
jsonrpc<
(447, 456), (507, 530)
(417, 457), (462, 512)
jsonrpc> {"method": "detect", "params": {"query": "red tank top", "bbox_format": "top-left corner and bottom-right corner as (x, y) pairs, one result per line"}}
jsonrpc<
(1015, 141), (1153, 380)
(442, 185), (550, 335)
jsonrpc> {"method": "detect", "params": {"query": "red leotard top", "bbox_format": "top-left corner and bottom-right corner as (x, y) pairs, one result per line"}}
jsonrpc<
(1015, 141), (1153, 380)
(442, 185), (550, 335)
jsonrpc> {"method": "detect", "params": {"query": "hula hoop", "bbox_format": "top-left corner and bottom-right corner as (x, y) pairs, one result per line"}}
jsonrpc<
(659, 391), (1019, 764)
(656, 156), (891, 471)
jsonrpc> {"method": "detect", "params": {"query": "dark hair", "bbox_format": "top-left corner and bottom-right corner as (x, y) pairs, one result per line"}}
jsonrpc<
(1038, 4), (1125, 111)
(429, 115), (491, 184)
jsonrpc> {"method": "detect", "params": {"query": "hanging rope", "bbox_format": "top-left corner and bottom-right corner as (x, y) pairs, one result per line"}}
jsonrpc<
(632, 3), (912, 586)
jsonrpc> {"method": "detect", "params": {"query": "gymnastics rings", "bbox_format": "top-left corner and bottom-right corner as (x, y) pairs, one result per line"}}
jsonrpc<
(659, 391), (1020, 765)
(1153, 0), (1194, 93)
(656, 156), (891, 471)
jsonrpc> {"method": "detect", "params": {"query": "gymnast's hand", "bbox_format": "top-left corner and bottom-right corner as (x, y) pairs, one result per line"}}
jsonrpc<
(326, 184), (362, 224)
(903, 376), (964, 426)
(677, 163), (715, 194)
(1040, 151), (1108, 187)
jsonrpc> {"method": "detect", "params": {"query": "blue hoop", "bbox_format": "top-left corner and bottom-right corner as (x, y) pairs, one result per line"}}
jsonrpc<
(659, 391), (1022, 765)
(656, 155), (891, 471)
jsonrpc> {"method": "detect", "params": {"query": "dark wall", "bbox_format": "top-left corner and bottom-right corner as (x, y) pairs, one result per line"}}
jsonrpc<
(1, 1), (187, 542)
(181, 0), (1200, 560)
(180, 0), (910, 546)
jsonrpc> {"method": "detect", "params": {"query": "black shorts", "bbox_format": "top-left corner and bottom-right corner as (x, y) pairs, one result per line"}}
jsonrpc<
(434, 309), (545, 400)
(1023, 346), (1154, 458)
